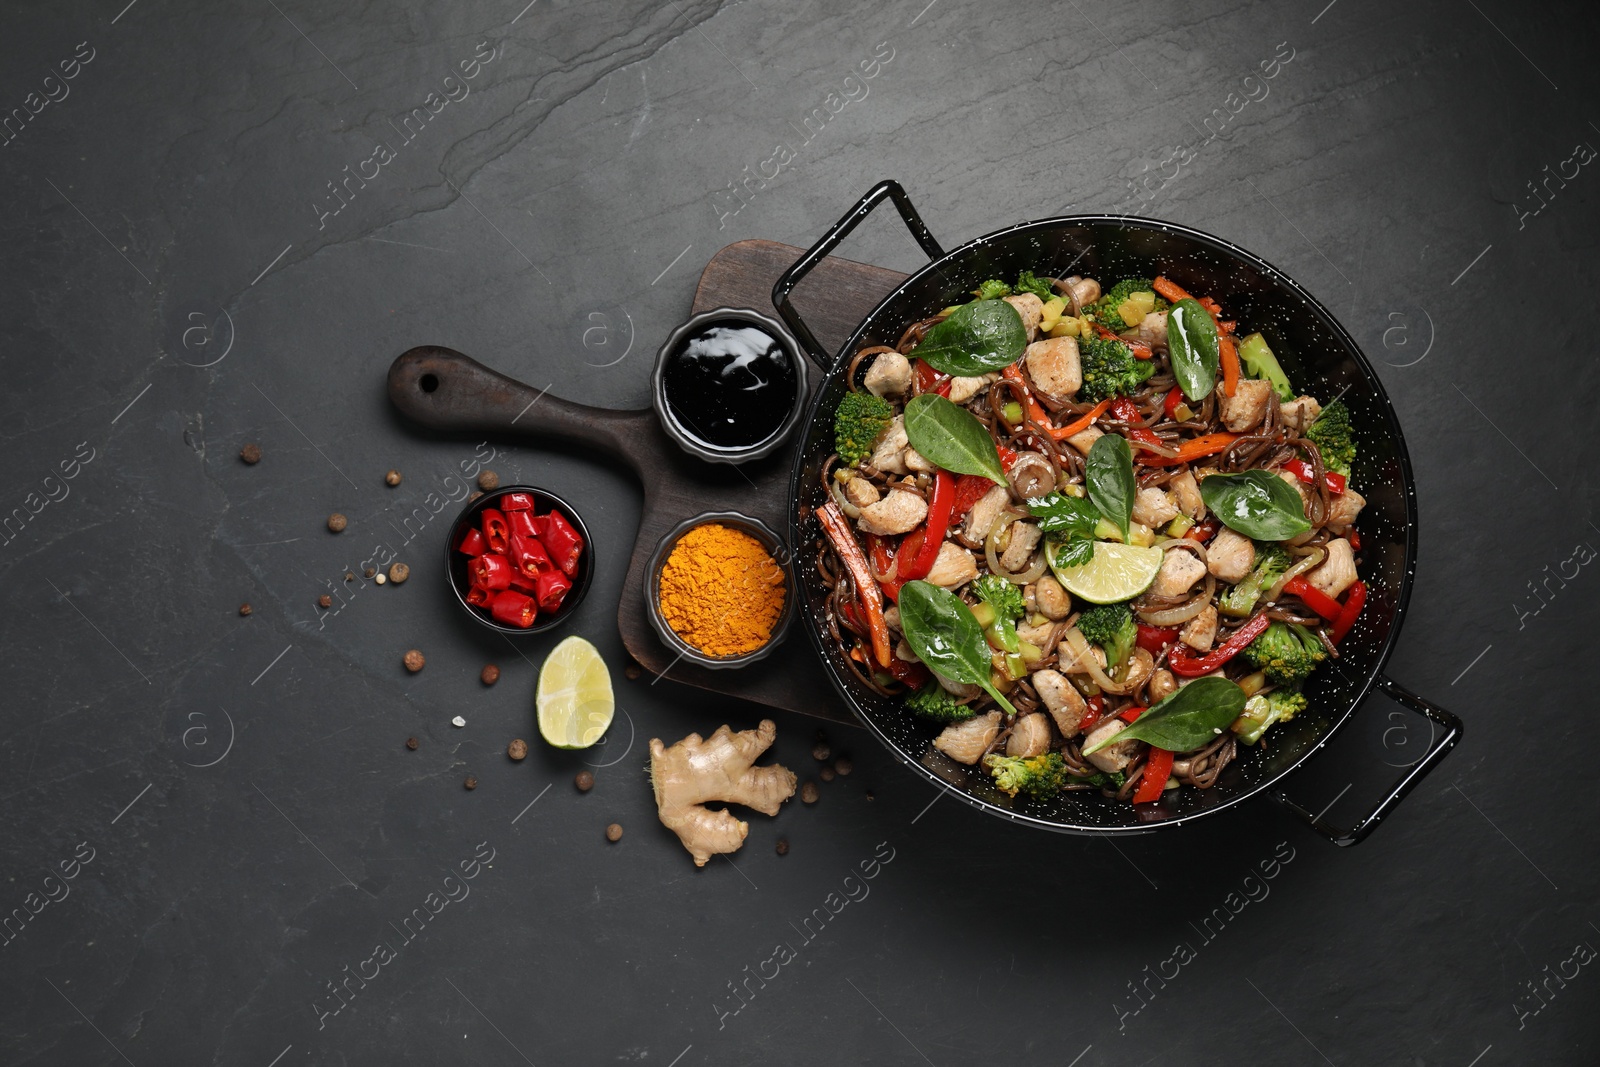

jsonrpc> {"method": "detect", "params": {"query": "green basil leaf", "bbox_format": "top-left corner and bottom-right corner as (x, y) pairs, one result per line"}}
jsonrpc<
(903, 394), (1007, 483)
(898, 580), (1017, 716)
(1051, 536), (1095, 568)
(913, 299), (1028, 376)
(1082, 676), (1248, 755)
(1086, 433), (1135, 542)
(1167, 298), (1220, 401)
(1199, 469), (1312, 541)
(1028, 493), (1101, 538)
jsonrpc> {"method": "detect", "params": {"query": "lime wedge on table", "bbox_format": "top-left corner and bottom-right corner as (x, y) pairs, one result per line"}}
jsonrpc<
(537, 636), (614, 749)
(1048, 541), (1164, 604)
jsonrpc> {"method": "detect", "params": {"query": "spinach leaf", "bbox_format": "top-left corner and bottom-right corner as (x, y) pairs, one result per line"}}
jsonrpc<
(1167, 298), (1220, 401)
(1027, 492), (1101, 538)
(897, 580), (1018, 716)
(1051, 536), (1095, 568)
(903, 394), (1008, 483)
(1086, 433), (1135, 542)
(1199, 469), (1312, 541)
(913, 299), (1028, 376)
(1081, 676), (1248, 755)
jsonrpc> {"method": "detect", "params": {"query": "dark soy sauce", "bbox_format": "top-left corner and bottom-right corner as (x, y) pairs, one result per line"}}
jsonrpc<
(661, 321), (796, 450)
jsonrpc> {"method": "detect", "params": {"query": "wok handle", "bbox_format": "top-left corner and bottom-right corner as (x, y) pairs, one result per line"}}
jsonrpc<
(1272, 674), (1462, 847)
(772, 179), (946, 370)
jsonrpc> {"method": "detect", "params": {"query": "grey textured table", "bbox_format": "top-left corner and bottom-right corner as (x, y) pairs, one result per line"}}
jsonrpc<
(2, 1), (1595, 1064)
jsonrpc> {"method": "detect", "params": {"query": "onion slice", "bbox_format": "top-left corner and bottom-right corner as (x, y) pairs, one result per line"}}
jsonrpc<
(1267, 546), (1325, 603)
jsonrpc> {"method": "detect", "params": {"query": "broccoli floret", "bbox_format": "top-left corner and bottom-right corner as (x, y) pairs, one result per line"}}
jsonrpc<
(1237, 332), (1295, 401)
(1218, 543), (1293, 618)
(1089, 278), (1169, 331)
(1077, 601), (1137, 669)
(1012, 270), (1056, 302)
(1231, 689), (1309, 745)
(1306, 400), (1355, 478)
(973, 279), (1011, 300)
(1241, 622), (1327, 687)
(984, 751), (1068, 798)
(905, 682), (974, 724)
(833, 391), (893, 467)
(1078, 334), (1156, 401)
(971, 574), (1025, 653)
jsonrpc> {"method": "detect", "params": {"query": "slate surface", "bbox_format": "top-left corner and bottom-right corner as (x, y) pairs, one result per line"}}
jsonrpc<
(2, 1), (1596, 1064)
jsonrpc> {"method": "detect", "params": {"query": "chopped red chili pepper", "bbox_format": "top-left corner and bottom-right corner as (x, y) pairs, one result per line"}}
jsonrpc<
(535, 568), (573, 614)
(1133, 747), (1174, 804)
(469, 552), (514, 591)
(499, 491), (535, 511)
(465, 584), (491, 606)
(480, 508), (510, 554)
(507, 509), (538, 540)
(510, 533), (554, 579)
(1168, 613), (1271, 676)
(1136, 624), (1178, 655)
(488, 589), (537, 629)
(457, 527), (488, 557)
(540, 510), (585, 578)
(1329, 580), (1367, 645)
(1281, 458), (1346, 495)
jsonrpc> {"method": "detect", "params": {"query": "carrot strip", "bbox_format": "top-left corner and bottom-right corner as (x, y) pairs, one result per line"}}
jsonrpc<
(1219, 331), (1240, 398)
(1000, 365), (1053, 428)
(1050, 399), (1111, 440)
(1138, 432), (1240, 466)
(1152, 276), (1193, 304)
(1093, 323), (1152, 359)
(816, 502), (892, 668)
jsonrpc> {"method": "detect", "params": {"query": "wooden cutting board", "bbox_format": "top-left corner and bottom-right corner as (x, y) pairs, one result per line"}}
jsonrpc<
(387, 240), (910, 724)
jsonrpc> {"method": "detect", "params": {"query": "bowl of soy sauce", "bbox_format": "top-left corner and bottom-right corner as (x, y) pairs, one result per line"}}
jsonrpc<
(651, 307), (808, 465)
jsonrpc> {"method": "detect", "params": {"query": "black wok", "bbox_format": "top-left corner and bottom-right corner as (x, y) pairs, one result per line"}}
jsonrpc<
(773, 181), (1461, 844)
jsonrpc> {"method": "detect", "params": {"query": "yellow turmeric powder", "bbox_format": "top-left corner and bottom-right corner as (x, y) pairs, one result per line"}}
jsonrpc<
(658, 523), (785, 657)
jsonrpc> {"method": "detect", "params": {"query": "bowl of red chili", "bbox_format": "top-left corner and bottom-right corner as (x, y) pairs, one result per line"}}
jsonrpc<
(444, 485), (594, 633)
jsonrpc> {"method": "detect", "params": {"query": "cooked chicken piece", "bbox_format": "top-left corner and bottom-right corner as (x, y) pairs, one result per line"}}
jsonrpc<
(863, 352), (913, 399)
(883, 605), (901, 632)
(857, 489), (927, 536)
(1121, 310), (1168, 351)
(1180, 604), (1218, 652)
(894, 639), (919, 663)
(1033, 669), (1088, 738)
(1057, 629), (1107, 673)
(1005, 713), (1053, 758)
(925, 541), (979, 588)
(1218, 378), (1275, 433)
(937, 675), (981, 699)
(1003, 293), (1044, 340)
(1065, 425), (1103, 457)
(1132, 487), (1179, 529)
(1148, 668), (1177, 703)
(1033, 575), (1072, 619)
(1150, 549), (1207, 598)
(1307, 537), (1357, 599)
(1169, 470), (1205, 520)
(1280, 394), (1322, 432)
(904, 447), (936, 473)
(1083, 719), (1139, 774)
(932, 711), (1001, 765)
(961, 484), (1012, 548)
(1057, 275), (1100, 312)
(1277, 469), (1315, 515)
(842, 476), (880, 509)
(869, 415), (909, 474)
(1207, 529), (1256, 583)
(1016, 618), (1058, 649)
(1000, 521), (1042, 572)
(948, 372), (999, 404)
(1024, 337), (1082, 399)
(1326, 487), (1365, 528)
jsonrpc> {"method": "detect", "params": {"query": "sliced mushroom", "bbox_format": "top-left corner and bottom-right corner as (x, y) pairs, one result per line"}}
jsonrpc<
(1033, 575), (1072, 620)
(1006, 452), (1055, 501)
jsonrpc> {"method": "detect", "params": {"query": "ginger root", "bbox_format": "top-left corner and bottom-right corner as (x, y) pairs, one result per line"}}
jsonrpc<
(649, 719), (797, 866)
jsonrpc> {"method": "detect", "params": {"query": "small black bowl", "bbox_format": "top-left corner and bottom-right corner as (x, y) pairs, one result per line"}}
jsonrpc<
(443, 485), (595, 634)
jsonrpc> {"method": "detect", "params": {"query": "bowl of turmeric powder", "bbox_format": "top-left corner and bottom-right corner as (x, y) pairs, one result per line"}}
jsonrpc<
(646, 512), (793, 668)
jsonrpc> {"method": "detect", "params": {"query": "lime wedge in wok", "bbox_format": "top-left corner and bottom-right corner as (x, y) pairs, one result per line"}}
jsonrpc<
(1048, 541), (1164, 604)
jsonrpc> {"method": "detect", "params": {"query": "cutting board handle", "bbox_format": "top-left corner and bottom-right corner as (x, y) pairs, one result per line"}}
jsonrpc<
(387, 345), (653, 474)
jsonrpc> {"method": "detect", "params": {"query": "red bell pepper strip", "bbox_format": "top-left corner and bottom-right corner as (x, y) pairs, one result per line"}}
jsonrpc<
(865, 535), (898, 601)
(510, 533), (554, 579)
(1284, 576), (1343, 622)
(880, 529), (924, 601)
(1169, 612), (1271, 676)
(886, 657), (929, 688)
(488, 589), (537, 629)
(1347, 529), (1362, 551)
(1079, 694), (1105, 733)
(952, 473), (997, 518)
(480, 508), (510, 554)
(1140, 433), (1241, 467)
(995, 443), (1020, 469)
(1109, 397), (1142, 423)
(499, 492), (535, 512)
(1186, 517), (1221, 543)
(457, 527), (488, 557)
(1119, 704), (1147, 723)
(469, 552), (514, 591)
(465, 584), (491, 607)
(1163, 386), (1184, 420)
(1281, 458), (1346, 495)
(1136, 624), (1179, 655)
(1329, 580), (1367, 645)
(541, 510), (585, 578)
(535, 568), (573, 614)
(507, 508), (539, 540)
(1133, 747), (1175, 804)
(817, 502), (892, 668)
(901, 470), (954, 582)
(913, 358), (952, 397)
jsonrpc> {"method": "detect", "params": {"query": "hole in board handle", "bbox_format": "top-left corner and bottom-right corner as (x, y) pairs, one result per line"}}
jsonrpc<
(419, 373), (439, 393)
